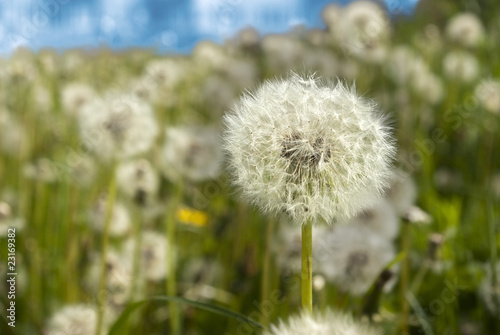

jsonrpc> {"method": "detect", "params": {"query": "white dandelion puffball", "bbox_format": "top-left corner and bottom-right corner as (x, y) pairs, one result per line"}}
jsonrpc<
(223, 73), (395, 225)
(264, 309), (381, 335)
(84, 250), (132, 306)
(347, 198), (399, 240)
(79, 94), (159, 161)
(45, 304), (97, 335)
(0, 110), (28, 157)
(117, 159), (159, 206)
(314, 225), (395, 295)
(321, 4), (342, 32)
(336, 1), (390, 63)
(443, 51), (480, 84)
(123, 230), (170, 281)
(445, 13), (484, 48)
(61, 83), (96, 116)
(475, 79), (500, 115)
(161, 126), (223, 182)
(88, 198), (131, 237)
(181, 257), (223, 285)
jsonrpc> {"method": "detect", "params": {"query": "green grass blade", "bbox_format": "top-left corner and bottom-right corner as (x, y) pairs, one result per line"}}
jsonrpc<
(108, 295), (264, 335)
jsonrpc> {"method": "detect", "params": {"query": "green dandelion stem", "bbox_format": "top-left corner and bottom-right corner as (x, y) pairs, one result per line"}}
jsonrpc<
(399, 219), (411, 335)
(95, 167), (117, 335)
(301, 221), (313, 313)
(130, 210), (143, 301)
(166, 183), (183, 335)
(261, 217), (275, 326)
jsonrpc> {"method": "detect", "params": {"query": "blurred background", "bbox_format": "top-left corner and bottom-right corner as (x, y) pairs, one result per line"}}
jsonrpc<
(0, 0), (418, 55)
(1, 0), (499, 335)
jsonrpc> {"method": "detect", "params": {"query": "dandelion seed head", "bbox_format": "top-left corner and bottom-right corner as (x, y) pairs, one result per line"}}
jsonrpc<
(223, 73), (395, 225)
(84, 250), (132, 306)
(264, 309), (381, 335)
(181, 257), (223, 285)
(22, 158), (58, 183)
(161, 126), (223, 182)
(45, 304), (98, 335)
(314, 225), (395, 295)
(67, 154), (97, 188)
(446, 13), (484, 48)
(117, 159), (159, 206)
(443, 51), (480, 84)
(79, 95), (159, 161)
(61, 83), (96, 117)
(336, 1), (390, 63)
(348, 198), (399, 240)
(123, 230), (171, 281)
(145, 58), (185, 89)
(411, 70), (444, 105)
(89, 197), (131, 237)
(475, 79), (500, 115)
(0, 110), (28, 157)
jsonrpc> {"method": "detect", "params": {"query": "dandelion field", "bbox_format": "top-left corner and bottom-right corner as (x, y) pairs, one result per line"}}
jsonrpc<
(0, 1), (500, 334)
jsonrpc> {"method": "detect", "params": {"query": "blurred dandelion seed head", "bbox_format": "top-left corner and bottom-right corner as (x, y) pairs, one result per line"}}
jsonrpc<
(45, 304), (98, 335)
(314, 225), (396, 295)
(446, 13), (485, 48)
(161, 126), (223, 182)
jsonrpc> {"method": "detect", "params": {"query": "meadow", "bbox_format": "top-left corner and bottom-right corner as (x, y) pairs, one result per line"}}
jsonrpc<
(0, 1), (499, 334)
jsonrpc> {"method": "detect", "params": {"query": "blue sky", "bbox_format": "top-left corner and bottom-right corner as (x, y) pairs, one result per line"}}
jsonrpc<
(0, 0), (419, 55)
